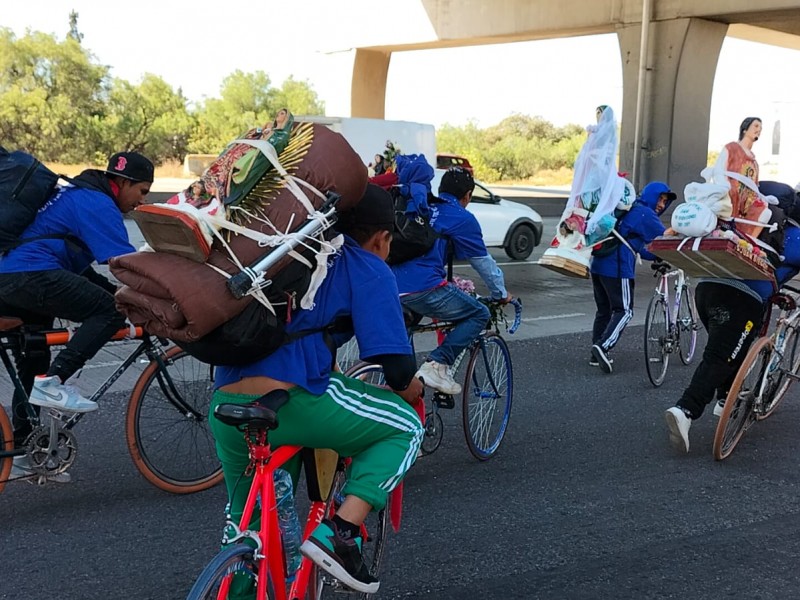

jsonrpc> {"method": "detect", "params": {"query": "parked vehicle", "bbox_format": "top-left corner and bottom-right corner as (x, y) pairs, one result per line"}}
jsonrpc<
(431, 169), (543, 260)
(436, 153), (474, 174)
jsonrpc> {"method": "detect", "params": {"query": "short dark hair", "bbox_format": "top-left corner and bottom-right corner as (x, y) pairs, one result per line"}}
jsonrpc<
(738, 117), (762, 141)
(439, 167), (474, 199)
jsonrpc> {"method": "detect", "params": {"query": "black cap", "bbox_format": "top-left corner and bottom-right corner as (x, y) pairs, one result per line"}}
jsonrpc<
(339, 184), (395, 231)
(439, 166), (475, 199)
(105, 152), (155, 183)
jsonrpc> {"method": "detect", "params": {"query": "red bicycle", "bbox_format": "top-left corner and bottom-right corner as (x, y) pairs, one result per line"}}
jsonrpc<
(186, 390), (412, 599)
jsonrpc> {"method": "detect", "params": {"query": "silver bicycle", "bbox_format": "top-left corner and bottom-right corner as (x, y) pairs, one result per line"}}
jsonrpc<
(643, 265), (699, 387)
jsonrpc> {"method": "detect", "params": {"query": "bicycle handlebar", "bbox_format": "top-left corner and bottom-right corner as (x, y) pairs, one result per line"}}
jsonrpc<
(478, 297), (523, 335)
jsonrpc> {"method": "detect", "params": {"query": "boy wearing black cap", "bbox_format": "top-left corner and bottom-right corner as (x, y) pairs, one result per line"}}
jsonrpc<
(209, 184), (424, 596)
(0, 151), (153, 478)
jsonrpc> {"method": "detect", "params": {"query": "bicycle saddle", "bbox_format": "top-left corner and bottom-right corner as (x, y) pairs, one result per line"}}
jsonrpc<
(214, 389), (290, 430)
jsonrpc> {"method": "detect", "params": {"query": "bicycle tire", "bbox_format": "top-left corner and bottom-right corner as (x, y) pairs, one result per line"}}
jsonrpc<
(644, 295), (670, 387)
(126, 346), (222, 494)
(462, 332), (513, 460)
(310, 469), (391, 600)
(759, 323), (800, 421)
(713, 336), (770, 460)
(678, 285), (698, 365)
(344, 362), (385, 385)
(186, 544), (265, 599)
(0, 405), (13, 494)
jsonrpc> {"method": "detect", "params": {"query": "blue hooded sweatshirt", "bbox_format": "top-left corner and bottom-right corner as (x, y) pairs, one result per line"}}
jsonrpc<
(591, 181), (672, 279)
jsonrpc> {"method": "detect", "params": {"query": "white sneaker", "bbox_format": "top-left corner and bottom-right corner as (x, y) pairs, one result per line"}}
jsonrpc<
(665, 407), (692, 453)
(713, 400), (725, 417)
(591, 345), (613, 374)
(29, 375), (98, 413)
(416, 361), (462, 395)
(9, 454), (71, 484)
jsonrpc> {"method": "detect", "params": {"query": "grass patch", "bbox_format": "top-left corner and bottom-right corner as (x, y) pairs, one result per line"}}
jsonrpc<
(496, 167), (574, 187)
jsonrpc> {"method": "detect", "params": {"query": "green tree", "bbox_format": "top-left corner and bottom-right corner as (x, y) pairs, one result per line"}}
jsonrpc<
(0, 27), (108, 161)
(93, 74), (193, 163)
(67, 11), (83, 44)
(189, 70), (325, 154)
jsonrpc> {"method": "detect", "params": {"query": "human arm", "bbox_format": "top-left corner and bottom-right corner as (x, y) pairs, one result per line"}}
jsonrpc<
(448, 210), (509, 300)
(467, 255), (509, 300)
(72, 194), (136, 263)
(364, 353), (423, 404)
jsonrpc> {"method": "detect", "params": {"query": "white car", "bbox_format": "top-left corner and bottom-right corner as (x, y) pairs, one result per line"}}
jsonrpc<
(431, 169), (543, 260)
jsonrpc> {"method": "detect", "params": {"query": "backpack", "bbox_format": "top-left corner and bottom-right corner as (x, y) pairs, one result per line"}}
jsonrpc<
(0, 146), (60, 251)
(591, 205), (635, 258)
(386, 189), (441, 265)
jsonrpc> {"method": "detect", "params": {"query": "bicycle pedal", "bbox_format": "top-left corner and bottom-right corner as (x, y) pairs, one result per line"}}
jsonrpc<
(433, 393), (455, 409)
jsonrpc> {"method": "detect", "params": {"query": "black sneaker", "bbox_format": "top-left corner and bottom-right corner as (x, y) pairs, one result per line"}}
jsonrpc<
(300, 518), (379, 594)
(591, 344), (613, 373)
(588, 353), (614, 367)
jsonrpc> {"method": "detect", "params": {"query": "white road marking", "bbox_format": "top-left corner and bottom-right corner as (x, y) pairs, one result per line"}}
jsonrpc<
(522, 312), (586, 322)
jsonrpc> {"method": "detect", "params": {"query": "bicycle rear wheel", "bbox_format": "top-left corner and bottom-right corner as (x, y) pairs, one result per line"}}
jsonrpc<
(644, 295), (670, 387)
(0, 406), (12, 494)
(186, 544), (264, 599)
(759, 324), (800, 421)
(678, 286), (698, 365)
(126, 346), (222, 494)
(462, 333), (513, 460)
(713, 337), (770, 460)
(310, 470), (391, 600)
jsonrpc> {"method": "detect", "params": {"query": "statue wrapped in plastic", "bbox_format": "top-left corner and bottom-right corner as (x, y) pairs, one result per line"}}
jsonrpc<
(539, 106), (635, 278)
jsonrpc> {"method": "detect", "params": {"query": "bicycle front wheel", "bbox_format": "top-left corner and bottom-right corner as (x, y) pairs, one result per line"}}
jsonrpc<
(713, 337), (770, 460)
(678, 285), (698, 365)
(644, 295), (670, 387)
(0, 405), (12, 494)
(462, 333), (513, 460)
(186, 544), (263, 599)
(759, 324), (800, 421)
(126, 346), (222, 494)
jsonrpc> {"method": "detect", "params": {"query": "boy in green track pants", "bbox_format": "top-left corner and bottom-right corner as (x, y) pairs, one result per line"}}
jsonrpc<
(210, 184), (424, 597)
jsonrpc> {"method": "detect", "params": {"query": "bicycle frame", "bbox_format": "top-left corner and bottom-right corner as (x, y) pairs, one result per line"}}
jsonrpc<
(219, 441), (323, 600)
(0, 324), (193, 461)
(655, 269), (686, 333)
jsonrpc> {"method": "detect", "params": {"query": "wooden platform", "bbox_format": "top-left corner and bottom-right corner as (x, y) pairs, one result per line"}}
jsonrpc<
(538, 254), (590, 279)
(648, 237), (775, 282)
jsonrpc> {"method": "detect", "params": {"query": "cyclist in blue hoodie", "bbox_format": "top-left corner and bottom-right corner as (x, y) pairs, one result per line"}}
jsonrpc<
(590, 181), (676, 373)
(665, 182), (800, 453)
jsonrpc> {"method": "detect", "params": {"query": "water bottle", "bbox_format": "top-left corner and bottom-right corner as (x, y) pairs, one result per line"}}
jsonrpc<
(273, 468), (303, 581)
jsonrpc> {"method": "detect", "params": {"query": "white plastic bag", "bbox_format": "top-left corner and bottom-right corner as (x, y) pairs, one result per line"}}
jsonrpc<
(671, 202), (718, 237)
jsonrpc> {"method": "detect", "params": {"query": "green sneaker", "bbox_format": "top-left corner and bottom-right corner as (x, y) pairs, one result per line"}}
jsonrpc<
(300, 519), (379, 594)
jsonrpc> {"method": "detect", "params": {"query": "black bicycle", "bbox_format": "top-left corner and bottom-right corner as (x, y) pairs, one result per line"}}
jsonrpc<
(0, 317), (221, 494)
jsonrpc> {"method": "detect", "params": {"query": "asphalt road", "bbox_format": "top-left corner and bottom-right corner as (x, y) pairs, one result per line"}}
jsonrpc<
(6, 327), (800, 599)
(5, 197), (800, 599)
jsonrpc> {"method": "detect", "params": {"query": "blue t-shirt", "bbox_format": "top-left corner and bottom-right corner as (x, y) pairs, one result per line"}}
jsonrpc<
(0, 184), (135, 274)
(215, 236), (412, 395)
(392, 193), (489, 294)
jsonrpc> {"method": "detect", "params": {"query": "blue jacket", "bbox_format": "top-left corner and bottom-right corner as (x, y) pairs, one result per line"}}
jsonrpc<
(591, 182), (668, 279)
(0, 172), (135, 274)
(741, 225), (800, 302)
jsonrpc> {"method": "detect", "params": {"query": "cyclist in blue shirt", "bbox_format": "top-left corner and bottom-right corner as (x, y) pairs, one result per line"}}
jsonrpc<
(392, 167), (511, 395)
(0, 152), (152, 457)
(209, 184), (424, 596)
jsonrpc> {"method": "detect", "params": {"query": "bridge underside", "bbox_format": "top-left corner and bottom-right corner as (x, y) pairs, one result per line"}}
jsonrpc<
(345, 0), (800, 192)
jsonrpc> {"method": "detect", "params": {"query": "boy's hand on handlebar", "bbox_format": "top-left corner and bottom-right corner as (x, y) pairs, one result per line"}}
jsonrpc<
(499, 294), (513, 305)
(395, 377), (424, 405)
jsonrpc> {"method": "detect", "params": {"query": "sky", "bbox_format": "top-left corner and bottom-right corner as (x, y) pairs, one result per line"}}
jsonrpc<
(4, 1), (800, 157)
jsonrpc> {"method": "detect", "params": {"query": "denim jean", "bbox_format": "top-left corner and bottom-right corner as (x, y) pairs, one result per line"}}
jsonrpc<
(0, 269), (126, 441)
(401, 283), (489, 366)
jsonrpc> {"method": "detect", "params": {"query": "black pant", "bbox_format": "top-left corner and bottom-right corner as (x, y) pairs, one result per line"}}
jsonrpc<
(677, 281), (765, 419)
(591, 274), (634, 351)
(0, 268), (125, 442)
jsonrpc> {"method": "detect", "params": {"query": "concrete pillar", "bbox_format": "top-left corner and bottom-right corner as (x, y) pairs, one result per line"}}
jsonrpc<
(617, 18), (728, 196)
(351, 49), (391, 118)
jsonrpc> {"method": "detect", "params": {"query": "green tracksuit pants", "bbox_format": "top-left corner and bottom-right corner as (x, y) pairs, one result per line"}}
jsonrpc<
(209, 371), (423, 531)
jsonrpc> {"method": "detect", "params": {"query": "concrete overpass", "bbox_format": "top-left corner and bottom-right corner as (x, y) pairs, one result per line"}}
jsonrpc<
(337, 0), (800, 192)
